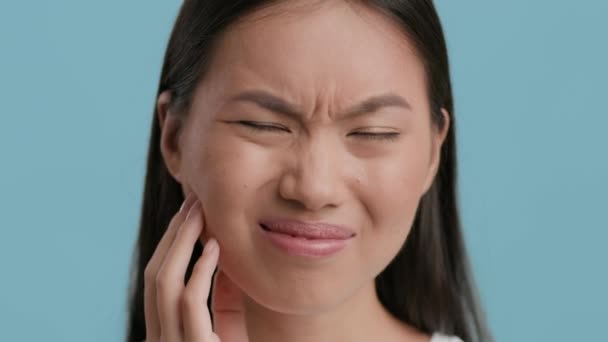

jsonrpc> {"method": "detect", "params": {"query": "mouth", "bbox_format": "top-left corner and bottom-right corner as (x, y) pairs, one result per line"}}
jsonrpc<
(260, 223), (338, 240)
(258, 219), (355, 258)
(258, 220), (356, 240)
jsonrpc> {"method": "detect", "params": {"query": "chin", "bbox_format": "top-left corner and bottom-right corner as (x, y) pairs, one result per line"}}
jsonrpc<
(246, 286), (352, 315)
(227, 261), (362, 316)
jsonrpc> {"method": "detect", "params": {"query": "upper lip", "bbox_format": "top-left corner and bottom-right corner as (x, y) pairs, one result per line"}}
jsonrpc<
(259, 219), (356, 240)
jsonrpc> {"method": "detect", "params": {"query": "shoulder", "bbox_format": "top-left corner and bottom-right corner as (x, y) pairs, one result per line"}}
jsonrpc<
(430, 332), (465, 342)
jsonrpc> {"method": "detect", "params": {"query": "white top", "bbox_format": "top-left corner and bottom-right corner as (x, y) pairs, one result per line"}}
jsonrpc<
(143, 332), (463, 342)
(430, 332), (465, 342)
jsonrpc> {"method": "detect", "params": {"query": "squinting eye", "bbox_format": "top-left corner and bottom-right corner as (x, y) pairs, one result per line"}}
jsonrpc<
(349, 132), (401, 142)
(236, 121), (290, 133)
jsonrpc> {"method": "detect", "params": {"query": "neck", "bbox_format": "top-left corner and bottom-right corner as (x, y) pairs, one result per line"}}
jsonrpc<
(242, 281), (429, 342)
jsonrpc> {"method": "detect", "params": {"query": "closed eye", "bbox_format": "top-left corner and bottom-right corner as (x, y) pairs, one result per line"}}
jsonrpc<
(236, 121), (290, 133)
(348, 132), (401, 141)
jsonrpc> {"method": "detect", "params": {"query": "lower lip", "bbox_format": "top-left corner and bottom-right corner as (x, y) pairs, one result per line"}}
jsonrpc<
(259, 226), (352, 257)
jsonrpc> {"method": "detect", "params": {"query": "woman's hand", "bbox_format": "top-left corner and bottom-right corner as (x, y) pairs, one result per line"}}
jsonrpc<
(143, 193), (249, 342)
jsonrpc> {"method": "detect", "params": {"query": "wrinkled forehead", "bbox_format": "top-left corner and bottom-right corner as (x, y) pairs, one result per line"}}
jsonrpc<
(202, 0), (428, 112)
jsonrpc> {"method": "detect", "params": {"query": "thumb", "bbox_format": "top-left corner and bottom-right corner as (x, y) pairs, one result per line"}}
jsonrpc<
(211, 269), (249, 341)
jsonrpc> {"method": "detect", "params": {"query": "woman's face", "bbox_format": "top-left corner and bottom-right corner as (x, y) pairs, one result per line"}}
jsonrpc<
(160, 1), (449, 314)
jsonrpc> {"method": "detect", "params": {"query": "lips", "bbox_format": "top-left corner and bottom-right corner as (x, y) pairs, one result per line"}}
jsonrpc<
(259, 219), (356, 240)
(258, 219), (355, 258)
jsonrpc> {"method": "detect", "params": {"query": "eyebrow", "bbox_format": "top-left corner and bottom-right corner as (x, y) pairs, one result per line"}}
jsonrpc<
(229, 89), (411, 120)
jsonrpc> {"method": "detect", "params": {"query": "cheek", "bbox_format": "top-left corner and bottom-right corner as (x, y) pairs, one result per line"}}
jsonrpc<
(188, 136), (274, 237)
(361, 140), (430, 239)
(368, 165), (423, 212)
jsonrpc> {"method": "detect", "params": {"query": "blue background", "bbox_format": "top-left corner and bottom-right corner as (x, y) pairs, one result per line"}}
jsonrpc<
(1, 1), (606, 341)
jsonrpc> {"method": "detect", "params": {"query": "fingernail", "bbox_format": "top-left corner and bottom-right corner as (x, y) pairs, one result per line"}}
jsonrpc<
(179, 193), (197, 212)
(185, 200), (201, 220)
(205, 238), (218, 253)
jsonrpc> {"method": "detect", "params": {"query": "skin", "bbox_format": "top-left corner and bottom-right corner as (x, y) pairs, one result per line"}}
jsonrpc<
(148, 1), (450, 341)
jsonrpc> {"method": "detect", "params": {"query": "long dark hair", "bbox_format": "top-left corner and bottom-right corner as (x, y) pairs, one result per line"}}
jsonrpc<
(125, 1), (493, 341)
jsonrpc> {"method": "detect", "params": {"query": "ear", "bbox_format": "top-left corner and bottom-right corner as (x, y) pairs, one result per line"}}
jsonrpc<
(421, 108), (450, 196)
(157, 90), (184, 184)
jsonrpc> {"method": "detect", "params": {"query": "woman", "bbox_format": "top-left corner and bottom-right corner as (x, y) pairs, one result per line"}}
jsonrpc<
(126, 0), (493, 341)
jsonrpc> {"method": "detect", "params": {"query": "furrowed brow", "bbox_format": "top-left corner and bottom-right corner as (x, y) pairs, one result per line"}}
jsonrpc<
(230, 90), (411, 120)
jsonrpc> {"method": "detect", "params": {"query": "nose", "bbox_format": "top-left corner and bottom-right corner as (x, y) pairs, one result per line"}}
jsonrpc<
(278, 133), (344, 211)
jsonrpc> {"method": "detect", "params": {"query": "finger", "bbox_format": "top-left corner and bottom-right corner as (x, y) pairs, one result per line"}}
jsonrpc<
(156, 200), (205, 341)
(144, 193), (197, 340)
(182, 238), (219, 342)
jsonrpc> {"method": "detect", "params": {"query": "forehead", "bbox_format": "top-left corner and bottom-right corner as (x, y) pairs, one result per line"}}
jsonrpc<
(204, 1), (427, 110)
